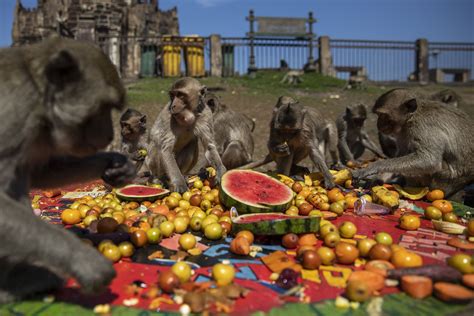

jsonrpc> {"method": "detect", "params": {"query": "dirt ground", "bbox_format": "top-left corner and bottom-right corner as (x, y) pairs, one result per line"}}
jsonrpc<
(115, 74), (474, 173)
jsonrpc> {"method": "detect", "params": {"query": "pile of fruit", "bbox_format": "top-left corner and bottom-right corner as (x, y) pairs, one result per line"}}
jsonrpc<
(52, 169), (474, 313)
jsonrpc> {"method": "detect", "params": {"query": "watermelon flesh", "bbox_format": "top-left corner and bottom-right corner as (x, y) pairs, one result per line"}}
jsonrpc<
(220, 170), (293, 214)
(231, 208), (320, 235)
(115, 185), (169, 201)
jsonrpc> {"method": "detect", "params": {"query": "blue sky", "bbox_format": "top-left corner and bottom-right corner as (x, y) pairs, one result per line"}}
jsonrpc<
(1, 0), (472, 48)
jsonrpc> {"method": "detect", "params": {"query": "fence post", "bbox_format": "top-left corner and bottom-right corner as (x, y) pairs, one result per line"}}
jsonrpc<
(210, 34), (222, 77)
(246, 10), (257, 75)
(318, 36), (332, 75)
(305, 11), (316, 72)
(415, 38), (429, 83)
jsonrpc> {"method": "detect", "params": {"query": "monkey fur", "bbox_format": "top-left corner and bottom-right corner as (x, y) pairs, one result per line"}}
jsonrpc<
(120, 108), (148, 173)
(205, 93), (255, 169)
(353, 88), (474, 197)
(145, 78), (226, 193)
(0, 38), (135, 302)
(336, 103), (386, 164)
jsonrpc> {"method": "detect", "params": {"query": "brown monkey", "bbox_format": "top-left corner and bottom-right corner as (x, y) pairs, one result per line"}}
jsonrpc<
(378, 89), (464, 158)
(242, 96), (338, 188)
(353, 88), (474, 197)
(337, 103), (385, 164)
(145, 78), (226, 193)
(0, 38), (135, 302)
(120, 108), (148, 172)
(205, 93), (255, 169)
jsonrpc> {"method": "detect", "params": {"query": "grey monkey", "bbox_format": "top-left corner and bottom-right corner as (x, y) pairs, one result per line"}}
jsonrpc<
(0, 38), (135, 302)
(336, 103), (386, 164)
(353, 88), (474, 197)
(120, 108), (148, 173)
(144, 78), (226, 193)
(241, 96), (338, 188)
(205, 93), (255, 169)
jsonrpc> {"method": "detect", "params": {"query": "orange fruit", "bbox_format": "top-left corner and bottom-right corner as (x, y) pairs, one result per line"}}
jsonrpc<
(399, 214), (421, 231)
(298, 233), (318, 246)
(391, 251), (423, 268)
(426, 189), (445, 202)
(432, 200), (453, 214)
(328, 188), (343, 203)
(141, 201), (152, 207)
(150, 204), (170, 216)
(467, 219), (474, 237)
(345, 196), (359, 209)
(236, 230), (254, 245)
(61, 209), (81, 225)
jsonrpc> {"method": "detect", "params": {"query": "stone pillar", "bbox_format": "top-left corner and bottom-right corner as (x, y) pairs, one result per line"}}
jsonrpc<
(318, 36), (332, 76)
(210, 34), (222, 77)
(416, 38), (429, 83)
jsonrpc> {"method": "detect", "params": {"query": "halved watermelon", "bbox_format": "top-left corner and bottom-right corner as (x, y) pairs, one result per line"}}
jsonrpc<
(220, 170), (294, 214)
(231, 209), (320, 235)
(115, 185), (169, 201)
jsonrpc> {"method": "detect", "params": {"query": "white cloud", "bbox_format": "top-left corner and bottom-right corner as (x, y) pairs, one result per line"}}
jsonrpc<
(195, 0), (234, 8)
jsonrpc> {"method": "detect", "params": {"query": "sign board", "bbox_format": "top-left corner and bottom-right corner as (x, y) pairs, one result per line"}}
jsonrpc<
(255, 17), (307, 37)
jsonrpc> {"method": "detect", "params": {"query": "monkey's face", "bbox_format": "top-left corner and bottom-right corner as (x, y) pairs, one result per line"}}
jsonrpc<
(45, 46), (125, 156)
(169, 78), (206, 127)
(121, 116), (147, 140)
(347, 104), (367, 128)
(274, 100), (305, 132)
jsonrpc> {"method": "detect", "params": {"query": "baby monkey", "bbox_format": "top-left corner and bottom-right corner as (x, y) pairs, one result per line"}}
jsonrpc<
(120, 108), (148, 172)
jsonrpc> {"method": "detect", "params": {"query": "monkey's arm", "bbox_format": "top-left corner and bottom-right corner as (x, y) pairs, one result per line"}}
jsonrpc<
(309, 142), (336, 188)
(361, 132), (386, 158)
(353, 150), (442, 179)
(158, 138), (189, 193)
(196, 119), (227, 180)
(337, 123), (354, 162)
(30, 152), (135, 189)
(0, 191), (115, 293)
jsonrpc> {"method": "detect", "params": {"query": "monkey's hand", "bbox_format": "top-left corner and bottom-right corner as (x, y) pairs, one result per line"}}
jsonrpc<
(101, 152), (136, 187)
(351, 167), (378, 183)
(169, 176), (189, 194)
(272, 143), (291, 157)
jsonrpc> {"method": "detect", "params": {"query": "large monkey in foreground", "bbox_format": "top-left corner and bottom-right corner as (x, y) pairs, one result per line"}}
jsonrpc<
(0, 38), (135, 302)
(353, 88), (474, 197)
(145, 78), (226, 193)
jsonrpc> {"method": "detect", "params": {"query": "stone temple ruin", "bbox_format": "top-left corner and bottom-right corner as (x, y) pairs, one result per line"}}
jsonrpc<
(12, 0), (180, 78)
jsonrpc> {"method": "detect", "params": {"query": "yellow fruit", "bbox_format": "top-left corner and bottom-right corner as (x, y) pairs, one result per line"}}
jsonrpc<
(391, 251), (423, 268)
(393, 185), (429, 200)
(399, 214), (421, 231)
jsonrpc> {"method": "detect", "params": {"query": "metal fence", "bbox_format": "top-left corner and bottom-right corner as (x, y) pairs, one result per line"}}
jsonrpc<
(221, 37), (317, 76)
(329, 39), (416, 82)
(429, 42), (474, 81)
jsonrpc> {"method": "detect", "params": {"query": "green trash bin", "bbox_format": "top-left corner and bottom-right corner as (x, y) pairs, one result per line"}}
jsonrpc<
(222, 44), (235, 77)
(140, 45), (157, 77)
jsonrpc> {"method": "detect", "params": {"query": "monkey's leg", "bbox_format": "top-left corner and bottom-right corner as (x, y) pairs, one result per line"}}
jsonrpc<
(197, 126), (227, 181)
(239, 154), (273, 170)
(351, 142), (365, 160)
(327, 125), (341, 166)
(30, 153), (135, 189)
(275, 152), (294, 176)
(0, 192), (115, 301)
(309, 143), (336, 188)
(161, 146), (189, 193)
(338, 138), (355, 164)
(222, 141), (249, 169)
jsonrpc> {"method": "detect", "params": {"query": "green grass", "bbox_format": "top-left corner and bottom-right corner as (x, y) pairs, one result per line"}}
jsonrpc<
(126, 71), (348, 107)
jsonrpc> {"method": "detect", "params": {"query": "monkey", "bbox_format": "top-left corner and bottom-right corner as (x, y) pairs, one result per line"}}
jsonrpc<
(280, 70), (304, 85)
(352, 88), (474, 197)
(336, 103), (386, 164)
(144, 78), (226, 193)
(205, 93), (255, 169)
(429, 89), (462, 108)
(378, 89), (464, 158)
(120, 108), (148, 173)
(241, 96), (338, 188)
(0, 38), (136, 303)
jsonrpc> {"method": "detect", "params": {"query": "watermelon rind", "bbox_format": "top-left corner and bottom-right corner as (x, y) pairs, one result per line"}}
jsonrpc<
(231, 209), (320, 235)
(220, 170), (294, 214)
(115, 185), (170, 201)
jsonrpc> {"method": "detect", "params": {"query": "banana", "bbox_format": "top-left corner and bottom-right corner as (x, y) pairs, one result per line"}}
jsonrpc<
(372, 186), (399, 209)
(332, 169), (352, 185)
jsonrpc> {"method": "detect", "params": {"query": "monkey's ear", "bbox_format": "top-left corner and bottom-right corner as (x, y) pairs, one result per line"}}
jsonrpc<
(200, 86), (207, 97)
(140, 115), (147, 124)
(402, 98), (418, 114)
(443, 95), (453, 103)
(45, 50), (81, 89)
